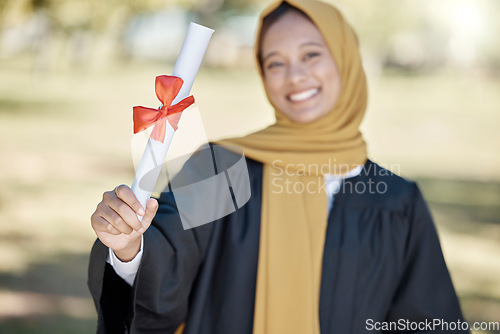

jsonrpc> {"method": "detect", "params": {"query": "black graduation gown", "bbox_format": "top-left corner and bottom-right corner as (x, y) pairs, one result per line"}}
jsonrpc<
(88, 153), (468, 334)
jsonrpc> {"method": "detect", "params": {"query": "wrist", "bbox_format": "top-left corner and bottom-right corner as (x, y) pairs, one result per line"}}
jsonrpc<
(113, 237), (141, 262)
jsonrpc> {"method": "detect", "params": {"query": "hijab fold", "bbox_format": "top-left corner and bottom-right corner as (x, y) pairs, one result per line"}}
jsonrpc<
(215, 1), (368, 333)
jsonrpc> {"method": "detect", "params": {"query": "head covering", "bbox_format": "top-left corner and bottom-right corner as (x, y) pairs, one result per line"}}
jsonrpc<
(215, 1), (368, 333)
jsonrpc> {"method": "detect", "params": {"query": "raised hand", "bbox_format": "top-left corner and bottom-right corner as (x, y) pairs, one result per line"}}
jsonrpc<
(91, 185), (158, 262)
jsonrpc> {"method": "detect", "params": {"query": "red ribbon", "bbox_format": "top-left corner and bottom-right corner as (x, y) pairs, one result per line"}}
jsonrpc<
(133, 75), (195, 143)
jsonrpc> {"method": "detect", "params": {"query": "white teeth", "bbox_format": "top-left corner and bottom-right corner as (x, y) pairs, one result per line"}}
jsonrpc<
(288, 88), (319, 102)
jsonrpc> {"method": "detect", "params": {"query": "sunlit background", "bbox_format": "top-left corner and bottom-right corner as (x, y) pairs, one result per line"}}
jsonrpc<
(0, 0), (499, 333)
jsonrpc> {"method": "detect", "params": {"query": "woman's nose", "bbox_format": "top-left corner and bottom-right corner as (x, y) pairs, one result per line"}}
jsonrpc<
(286, 62), (308, 84)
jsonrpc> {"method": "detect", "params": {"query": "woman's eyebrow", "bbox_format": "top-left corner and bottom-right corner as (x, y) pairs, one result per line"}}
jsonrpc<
(262, 51), (279, 63)
(300, 41), (325, 48)
(262, 42), (325, 63)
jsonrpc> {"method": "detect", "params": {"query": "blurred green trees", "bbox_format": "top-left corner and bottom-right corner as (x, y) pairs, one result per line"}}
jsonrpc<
(0, 0), (499, 72)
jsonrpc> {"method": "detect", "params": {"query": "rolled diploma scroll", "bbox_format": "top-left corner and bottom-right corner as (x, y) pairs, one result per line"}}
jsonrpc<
(131, 22), (214, 210)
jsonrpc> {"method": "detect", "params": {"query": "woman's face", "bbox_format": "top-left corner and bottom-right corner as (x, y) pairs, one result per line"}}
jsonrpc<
(260, 11), (341, 123)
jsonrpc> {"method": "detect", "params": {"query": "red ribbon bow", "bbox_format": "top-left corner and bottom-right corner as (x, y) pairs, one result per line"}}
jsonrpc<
(133, 75), (195, 143)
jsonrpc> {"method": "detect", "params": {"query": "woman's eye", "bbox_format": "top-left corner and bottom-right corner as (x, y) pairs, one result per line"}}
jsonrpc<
(267, 61), (283, 70)
(304, 52), (320, 60)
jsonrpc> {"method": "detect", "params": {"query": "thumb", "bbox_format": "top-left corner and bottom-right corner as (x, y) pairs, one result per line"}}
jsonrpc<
(139, 198), (158, 233)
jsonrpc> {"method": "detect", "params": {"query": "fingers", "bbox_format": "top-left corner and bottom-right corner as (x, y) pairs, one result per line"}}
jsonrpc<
(138, 198), (158, 233)
(91, 211), (121, 235)
(91, 186), (157, 238)
(101, 187), (143, 232)
(114, 185), (145, 216)
(98, 201), (137, 234)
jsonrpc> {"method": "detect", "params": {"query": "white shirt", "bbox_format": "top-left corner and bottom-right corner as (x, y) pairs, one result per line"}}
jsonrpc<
(108, 164), (364, 286)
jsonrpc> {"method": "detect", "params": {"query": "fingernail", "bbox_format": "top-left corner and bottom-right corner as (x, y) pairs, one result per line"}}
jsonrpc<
(137, 208), (145, 216)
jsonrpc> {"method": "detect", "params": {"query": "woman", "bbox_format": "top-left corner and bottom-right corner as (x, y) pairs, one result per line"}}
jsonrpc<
(88, 1), (468, 333)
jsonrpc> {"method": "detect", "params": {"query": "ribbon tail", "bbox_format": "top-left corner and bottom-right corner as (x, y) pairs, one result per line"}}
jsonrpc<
(166, 112), (183, 131)
(167, 95), (195, 115)
(171, 96), (195, 112)
(150, 118), (167, 143)
(164, 96), (195, 131)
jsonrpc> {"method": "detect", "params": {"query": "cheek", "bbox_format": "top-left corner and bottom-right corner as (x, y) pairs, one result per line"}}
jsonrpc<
(321, 66), (341, 97)
(327, 73), (341, 97)
(264, 75), (285, 101)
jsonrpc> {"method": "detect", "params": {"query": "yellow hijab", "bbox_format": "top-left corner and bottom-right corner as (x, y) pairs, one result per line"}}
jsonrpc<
(214, 1), (368, 333)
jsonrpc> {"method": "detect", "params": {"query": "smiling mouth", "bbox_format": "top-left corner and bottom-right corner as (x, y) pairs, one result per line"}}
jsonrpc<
(287, 88), (320, 102)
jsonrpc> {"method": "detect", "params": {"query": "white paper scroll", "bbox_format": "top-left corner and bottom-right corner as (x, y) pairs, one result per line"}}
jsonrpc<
(131, 22), (214, 210)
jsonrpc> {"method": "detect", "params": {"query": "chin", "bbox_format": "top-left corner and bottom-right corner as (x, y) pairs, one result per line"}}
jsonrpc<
(290, 114), (317, 124)
(289, 109), (324, 124)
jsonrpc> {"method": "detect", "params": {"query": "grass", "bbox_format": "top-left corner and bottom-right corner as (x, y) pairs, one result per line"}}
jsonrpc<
(0, 57), (498, 333)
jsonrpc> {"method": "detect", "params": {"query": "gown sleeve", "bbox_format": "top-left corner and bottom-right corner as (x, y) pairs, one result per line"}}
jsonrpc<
(88, 189), (214, 334)
(384, 183), (469, 333)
